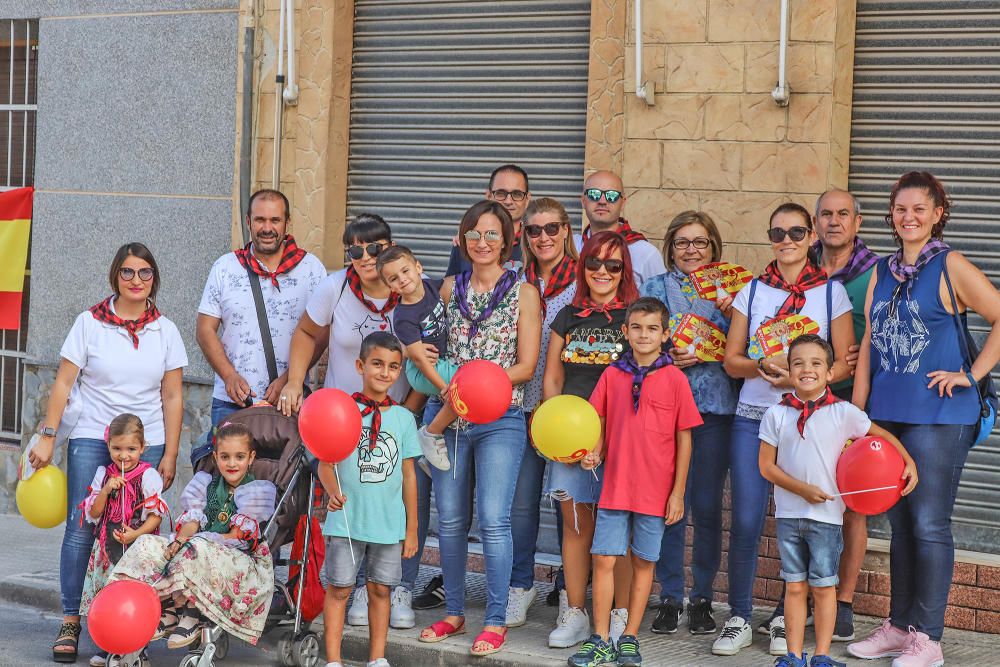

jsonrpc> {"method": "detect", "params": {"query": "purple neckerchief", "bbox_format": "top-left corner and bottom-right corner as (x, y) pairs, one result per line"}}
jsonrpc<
(453, 269), (518, 339)
(610, 349), (673, 412)
(813, 237), (879, 284)
(887, 239), (950, 301)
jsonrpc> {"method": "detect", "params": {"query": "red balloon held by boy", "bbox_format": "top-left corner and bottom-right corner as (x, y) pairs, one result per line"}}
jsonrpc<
(298, 388), (364, 463)
(448, 360), (513, 424)
(836, 436), (905, 515)
(88, 579), (160, 654)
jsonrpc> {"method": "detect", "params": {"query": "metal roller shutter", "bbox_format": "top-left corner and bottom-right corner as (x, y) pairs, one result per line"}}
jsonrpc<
(848, 0), (1000, 554)
(347, 0), (592, 276)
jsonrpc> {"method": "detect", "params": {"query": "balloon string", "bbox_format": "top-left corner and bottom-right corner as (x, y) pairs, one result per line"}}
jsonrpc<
(834, 485), (898, 497)
(333, 464), (355, 565)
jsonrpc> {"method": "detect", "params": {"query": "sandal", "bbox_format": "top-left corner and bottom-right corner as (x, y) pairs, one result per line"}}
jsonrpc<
(53, 621), (82, 663)
(152, 608), (179, 640)
(166, 608), (202, 649)
(470, 628), (507, 657)
(419, 619), (466, 643)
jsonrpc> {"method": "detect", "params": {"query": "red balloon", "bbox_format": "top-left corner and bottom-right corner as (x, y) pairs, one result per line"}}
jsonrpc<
(448, 360), (512, 424)
(836, 436), (905, 515)
(299, 388), (363, 463)
(88, 580), (160, 654)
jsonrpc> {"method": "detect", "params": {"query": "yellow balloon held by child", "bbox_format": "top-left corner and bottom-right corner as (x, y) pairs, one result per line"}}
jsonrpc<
(530, 395), (601, 462)
(16, 465), (68, 529)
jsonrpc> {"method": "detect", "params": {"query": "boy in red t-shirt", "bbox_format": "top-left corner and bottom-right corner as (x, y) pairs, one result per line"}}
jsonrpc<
(569, 297), (703, 667)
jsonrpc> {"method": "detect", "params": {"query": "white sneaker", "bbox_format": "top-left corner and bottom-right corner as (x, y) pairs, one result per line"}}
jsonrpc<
(548, 606), (591, 648)
(610, 608), (628, 643)
(769, 615), (787, 656)
(389, 586), (414, 629)
(558, 588), (569, 621)
(505, 586), (537, 627)
(367, 659), (391, 667)
(89, 653), (107, 667)
(417, 426), (450, 471)
(347, 586), (369, 626)
(712, 616), (753, 656)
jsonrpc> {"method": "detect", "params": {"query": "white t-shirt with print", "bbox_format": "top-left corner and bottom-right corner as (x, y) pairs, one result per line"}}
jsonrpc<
(733, 280), (852, 409)
(197, 251), (327, 402)
(572, 233), (666, 288)
(305, 269), (411, 402)
(59, 304), (188, 446)
(759, 400), (871, 524)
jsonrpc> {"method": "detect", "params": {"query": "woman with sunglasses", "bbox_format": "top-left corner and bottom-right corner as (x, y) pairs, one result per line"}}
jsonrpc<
(715, 203), (854, 657)
(418, 200), (541, 657)
(541, 231), (639, 650)
(29, 242), (187, 663)
(639, 211), (740, 636)
(506, 198), (579, 628)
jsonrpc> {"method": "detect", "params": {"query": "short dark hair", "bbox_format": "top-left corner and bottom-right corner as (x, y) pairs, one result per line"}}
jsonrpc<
(375, 245), (418, 279)
(360, 331), (403, 361)
(489, 164), (529, 192)
(247, 188), (290, 220)
(457, 200), (516, 265)
(788, 333), (834, 367)
(214, 421), (255, 451)
(108, 242), (161, 303)
(343, 212), (392, 246)
(625, 296), (670, 329)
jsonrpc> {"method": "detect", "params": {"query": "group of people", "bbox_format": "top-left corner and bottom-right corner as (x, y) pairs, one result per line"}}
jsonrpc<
(27, 164), (1000, 667)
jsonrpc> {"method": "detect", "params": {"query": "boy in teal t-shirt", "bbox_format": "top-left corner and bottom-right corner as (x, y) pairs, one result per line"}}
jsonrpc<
(317, 332), (420, 667)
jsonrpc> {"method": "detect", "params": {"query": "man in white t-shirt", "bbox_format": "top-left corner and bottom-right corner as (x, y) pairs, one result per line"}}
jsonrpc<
(196, 189), (327, 426)
(573, 170), (666, 286)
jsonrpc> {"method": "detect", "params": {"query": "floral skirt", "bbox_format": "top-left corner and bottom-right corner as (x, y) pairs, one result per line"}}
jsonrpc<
(110, 534), (274, 645)
(80, 540), (117, 616)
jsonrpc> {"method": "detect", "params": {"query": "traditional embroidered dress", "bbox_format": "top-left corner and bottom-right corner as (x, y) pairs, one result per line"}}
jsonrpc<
(110, 471), (277, 645)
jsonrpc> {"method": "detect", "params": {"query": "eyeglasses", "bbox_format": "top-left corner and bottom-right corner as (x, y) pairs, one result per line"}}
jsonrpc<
(671, 237), (711, 250)
(524, 222), (564, 239)
(346, 242), (388, 260)
(490, 189), (527, 202)
(766, 226), (810, 243)
(464, 229), (503, 244)
(584, 188), (623, 204)
(583, 256), (624, 274)
(118, 267), (155, 282)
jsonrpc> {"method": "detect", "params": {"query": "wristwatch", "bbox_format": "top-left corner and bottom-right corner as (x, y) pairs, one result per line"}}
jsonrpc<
(38, 426), (56, 438)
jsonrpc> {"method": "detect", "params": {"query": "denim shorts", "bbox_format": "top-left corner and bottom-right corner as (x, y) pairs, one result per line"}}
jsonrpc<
(590, 508), (665, 562)
(324, 537), (401, 588)
(545, 459), (604, 504)
(776, 518), (843, 587)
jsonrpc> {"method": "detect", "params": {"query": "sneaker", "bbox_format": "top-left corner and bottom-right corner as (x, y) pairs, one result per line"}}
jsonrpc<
(650, 599), (682, 634)
(389, 586), (414, 629)
(417, 425), (450, 471)
(567, 634), (617, 667)
(687, 597), (717, 635)
(810, 655), (846, 667)
(609, 608), (628, 644)
(847, 618), (910, 660)
(505, 586), (537, 628)
(891, 628), (944, 667)
(89, 652), (108, 667)
(616, 634), (642, 666)
(774, 654), (808, 667)
(347, 586), (369, 626)
(558, 588), (570, 619)
(412, 574), (446, 610)
(711, 616), (753, 656)
(367, 659), (392, 667)
(832, 602), (855, 642)
(416, 455), (432, 477)
(759, 604), (812, 634)
(769, 615), (788, 656)
(549, 606), (591, 648)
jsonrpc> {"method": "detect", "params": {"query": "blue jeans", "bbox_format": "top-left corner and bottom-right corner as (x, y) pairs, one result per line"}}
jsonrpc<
(656, 413), (733, 604)
(211, 397), (243, 427)
(880, 421), (973, 641)
(426, 400), (526, 627)
(400, 462), (432, 591)
(61, 438), (164, 616)
(510, 435), (547, 589)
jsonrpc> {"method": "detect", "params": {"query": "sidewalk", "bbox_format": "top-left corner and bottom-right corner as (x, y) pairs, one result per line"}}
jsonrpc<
(3, 513), (998, 666)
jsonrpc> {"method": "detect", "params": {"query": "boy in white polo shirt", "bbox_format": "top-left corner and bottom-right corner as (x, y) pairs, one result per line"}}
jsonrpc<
(758, 334), (916, 667)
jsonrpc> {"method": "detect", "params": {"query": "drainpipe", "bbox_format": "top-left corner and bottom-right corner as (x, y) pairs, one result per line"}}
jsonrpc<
(772, 0), (790, 106)
(634, 0), (655, 106)
(271, 0), (286, 188)
(239, 25), (254, 245)
(283, 0), (299, 104)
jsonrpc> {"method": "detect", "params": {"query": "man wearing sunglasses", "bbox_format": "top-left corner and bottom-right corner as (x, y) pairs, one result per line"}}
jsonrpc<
(196, 188), (327, 427)
(576, 170), (665, 286)
(444, 164), (530, 277)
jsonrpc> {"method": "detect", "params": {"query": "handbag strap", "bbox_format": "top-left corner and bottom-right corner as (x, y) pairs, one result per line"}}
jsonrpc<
(244, 262), (279, 385)
(940, 251), (988, 408)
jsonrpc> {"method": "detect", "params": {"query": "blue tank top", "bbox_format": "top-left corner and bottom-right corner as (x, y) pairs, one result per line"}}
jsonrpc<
(868, 253), (979, 425)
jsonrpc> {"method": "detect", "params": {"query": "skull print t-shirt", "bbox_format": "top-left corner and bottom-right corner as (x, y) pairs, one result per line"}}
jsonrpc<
(321, 404), (421, 544)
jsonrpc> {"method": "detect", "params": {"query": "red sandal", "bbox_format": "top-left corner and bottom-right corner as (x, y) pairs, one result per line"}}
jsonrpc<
(470, 628), (507, 657)
(419, 619), (466, 643)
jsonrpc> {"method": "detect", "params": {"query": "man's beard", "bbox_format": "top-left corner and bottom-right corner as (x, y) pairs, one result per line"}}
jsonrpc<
(254, 233), (283, 256)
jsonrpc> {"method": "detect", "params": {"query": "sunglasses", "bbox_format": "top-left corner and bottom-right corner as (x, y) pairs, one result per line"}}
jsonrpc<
(584, 188), (623, 204)
(524, 222), (564, 239)
(118, 267), (155, 282)
(347, 242), (388, 260)
(766, 226), (810, 243)
(584, 256), (625, 274)
(490, 189), (527, 202)
(671, 237), (711, 250)
(464, 229), (503, 244)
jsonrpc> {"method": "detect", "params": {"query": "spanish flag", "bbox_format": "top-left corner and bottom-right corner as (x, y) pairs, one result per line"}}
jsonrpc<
(0, 186), (32, 330)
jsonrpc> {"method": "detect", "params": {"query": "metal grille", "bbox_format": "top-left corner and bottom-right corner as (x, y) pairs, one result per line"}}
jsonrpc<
(0, 19), (37, 444)
(346, 0), (591, 275)
(848, 1), (1000, 553)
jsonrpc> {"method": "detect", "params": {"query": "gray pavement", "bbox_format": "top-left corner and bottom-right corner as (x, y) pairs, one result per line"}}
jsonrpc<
(2, 513), (998, 666)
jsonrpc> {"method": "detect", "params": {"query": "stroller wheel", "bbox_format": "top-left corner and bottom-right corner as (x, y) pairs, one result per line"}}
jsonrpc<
(277, 630), (296, 667)
(293, 632), (320, 667)
(178, 653), (214, 667)
(213, 632), (229, 660)
(108, 653), (142, 667)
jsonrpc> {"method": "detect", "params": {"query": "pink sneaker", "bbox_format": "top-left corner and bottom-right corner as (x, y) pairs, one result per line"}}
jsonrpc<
(847, 618), (910, 659)
(891, 628), (944, 667)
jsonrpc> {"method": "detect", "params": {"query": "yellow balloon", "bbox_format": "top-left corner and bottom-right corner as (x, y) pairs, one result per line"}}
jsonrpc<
(16, 465), (68, 529)
(530, 395), (601, 462)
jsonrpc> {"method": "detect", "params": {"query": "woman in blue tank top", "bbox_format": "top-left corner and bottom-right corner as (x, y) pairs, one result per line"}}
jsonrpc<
(850, 172), (1000, 665)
